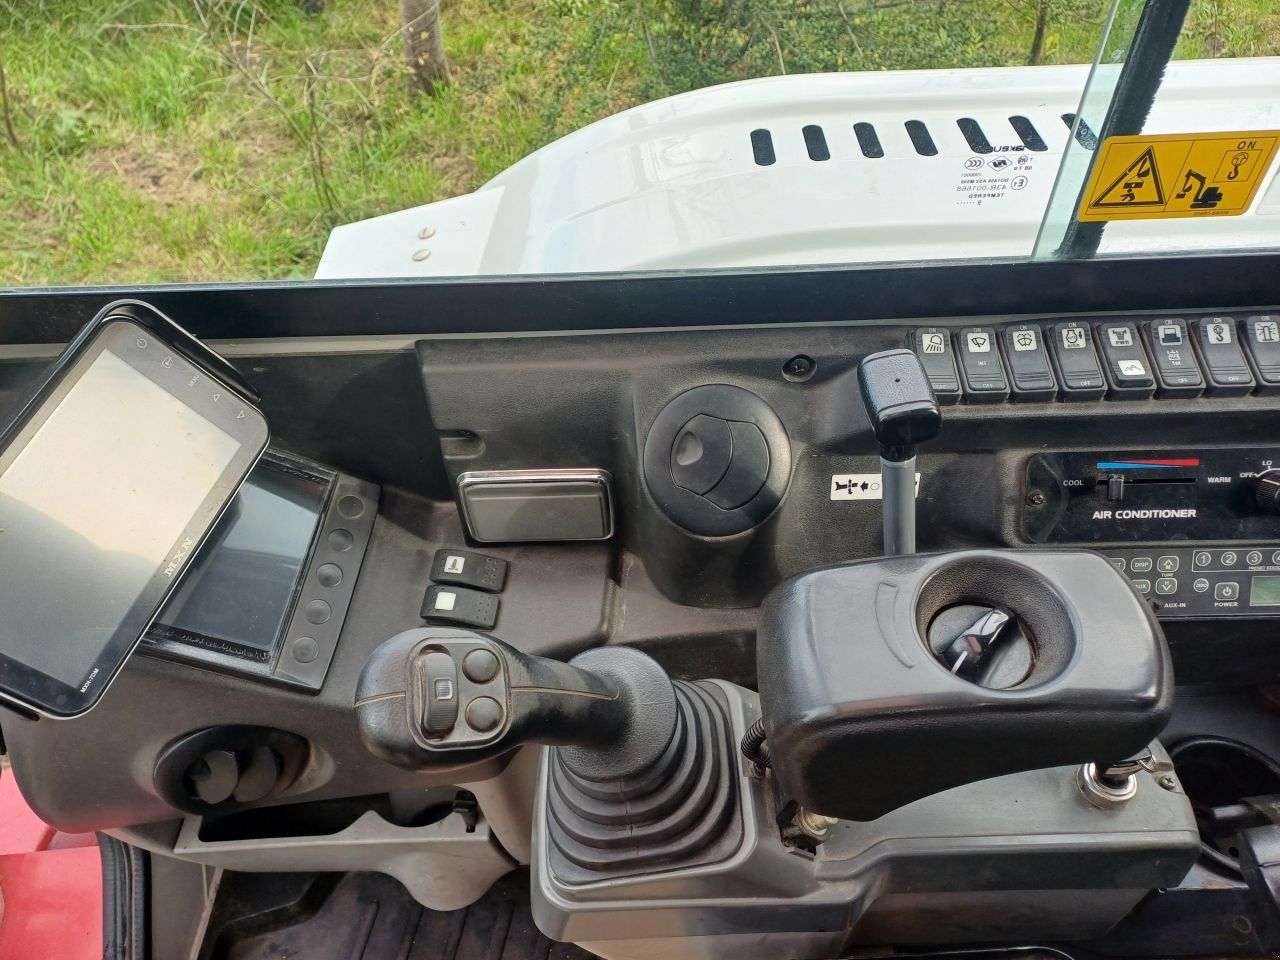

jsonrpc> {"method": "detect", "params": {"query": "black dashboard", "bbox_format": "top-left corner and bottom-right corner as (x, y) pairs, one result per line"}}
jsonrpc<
(2, 257), (1280, 836)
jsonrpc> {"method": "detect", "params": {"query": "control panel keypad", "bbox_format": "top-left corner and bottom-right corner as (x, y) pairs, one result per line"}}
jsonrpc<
(908, 312), (1280, 405)
(1106, 545), (1280, 618)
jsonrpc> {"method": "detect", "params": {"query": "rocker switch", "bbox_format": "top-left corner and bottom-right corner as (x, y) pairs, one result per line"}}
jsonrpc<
(430, 548), (509, 593)
(1194, 317), (1255, 396)
(1095, 322), (1155, 399)
(422, 585), (500, 630)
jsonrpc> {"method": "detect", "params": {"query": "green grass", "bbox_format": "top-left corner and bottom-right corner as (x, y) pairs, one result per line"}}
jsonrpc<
(0, 0), (1275, 285)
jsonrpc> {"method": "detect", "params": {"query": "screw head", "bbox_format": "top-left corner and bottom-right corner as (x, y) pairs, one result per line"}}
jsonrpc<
(1027, 490), (1047, 506)
(1159, 775), (1177, 790)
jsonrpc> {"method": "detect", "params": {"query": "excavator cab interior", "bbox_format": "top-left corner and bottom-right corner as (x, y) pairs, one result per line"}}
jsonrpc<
(3, 0), (1280, 958)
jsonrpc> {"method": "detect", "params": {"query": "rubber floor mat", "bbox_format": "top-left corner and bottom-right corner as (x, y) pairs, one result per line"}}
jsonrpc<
(205, 870), (597, 960)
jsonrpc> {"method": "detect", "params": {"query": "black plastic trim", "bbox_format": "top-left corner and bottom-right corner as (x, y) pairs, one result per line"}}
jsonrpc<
(749, 128), (776, 166)
(99, 833), (149, 960)
(802, 124), (830, 161)
(2, 254), (1280, 344)
(905, 120), (939, 156)
(854, 121), (884, 158)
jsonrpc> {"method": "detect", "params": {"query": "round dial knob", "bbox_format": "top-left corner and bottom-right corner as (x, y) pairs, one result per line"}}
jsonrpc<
(1254, 469), (1280, 515)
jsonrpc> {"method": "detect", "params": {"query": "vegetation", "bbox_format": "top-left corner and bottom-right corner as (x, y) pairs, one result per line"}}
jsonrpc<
(0, 0), (1275, 286)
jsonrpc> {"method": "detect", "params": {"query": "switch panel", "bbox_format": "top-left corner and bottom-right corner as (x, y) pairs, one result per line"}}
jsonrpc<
(1001, 324), (1057, 402)
(956, 327), (1009, 402)
(910, 328), (961, 404)
(1047, 322), (1106, 400)
(1242, 314), (1280, 394)
(1142, 318), (1204, 398)
(1095, 321), (1155, 399)
(1193, 317), (1255, 396)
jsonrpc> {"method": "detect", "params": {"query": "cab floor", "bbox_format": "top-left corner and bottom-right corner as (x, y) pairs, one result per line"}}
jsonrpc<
(202, 870), (596, 960)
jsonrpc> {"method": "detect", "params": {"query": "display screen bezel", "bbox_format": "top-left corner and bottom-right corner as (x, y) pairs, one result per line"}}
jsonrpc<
(143, 450), (334, 667)
(0, 308), (268, 716)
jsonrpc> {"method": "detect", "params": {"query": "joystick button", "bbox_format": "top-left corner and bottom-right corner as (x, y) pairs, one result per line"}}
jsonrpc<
(463, 649), (500, 684)
(465, 697), (503, 733)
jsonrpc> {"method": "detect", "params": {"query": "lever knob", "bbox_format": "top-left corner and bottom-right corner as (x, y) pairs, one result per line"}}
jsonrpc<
(1255, 469), (1280, 515)
(857, 349), (941, 461)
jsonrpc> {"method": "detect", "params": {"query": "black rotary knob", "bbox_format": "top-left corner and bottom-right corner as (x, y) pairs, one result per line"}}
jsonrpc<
(1254, 469), (1280, 515)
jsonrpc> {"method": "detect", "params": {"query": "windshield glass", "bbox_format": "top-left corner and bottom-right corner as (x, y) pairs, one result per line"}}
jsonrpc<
(0, 0), (1275, 284)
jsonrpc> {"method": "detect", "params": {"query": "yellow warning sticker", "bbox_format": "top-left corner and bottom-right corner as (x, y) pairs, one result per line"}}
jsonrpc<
(1077, 131), (1280, 222)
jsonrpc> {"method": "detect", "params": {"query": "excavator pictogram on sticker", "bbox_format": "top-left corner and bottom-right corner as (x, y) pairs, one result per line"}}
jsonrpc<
(1089, 147), (1166, 208)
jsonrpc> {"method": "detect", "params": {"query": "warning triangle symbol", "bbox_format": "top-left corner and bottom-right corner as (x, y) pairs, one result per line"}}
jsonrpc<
(1090, 147), (1166, 208)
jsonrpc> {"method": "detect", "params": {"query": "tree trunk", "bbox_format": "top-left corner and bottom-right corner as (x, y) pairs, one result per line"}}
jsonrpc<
(1027, 0), (1050, 65)
(400, 0), (450, 97)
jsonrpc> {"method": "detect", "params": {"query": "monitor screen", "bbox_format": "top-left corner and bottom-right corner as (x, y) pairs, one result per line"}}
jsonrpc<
(1250, 575), (1280, 608)
(0, 347), (242, 688)
(151, 461), (329, 657)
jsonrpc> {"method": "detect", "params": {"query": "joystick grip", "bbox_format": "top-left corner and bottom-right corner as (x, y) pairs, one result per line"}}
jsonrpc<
(355, 628), (631, 769)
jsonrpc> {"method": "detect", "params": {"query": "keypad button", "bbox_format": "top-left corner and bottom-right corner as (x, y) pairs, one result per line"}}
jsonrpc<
(1221, 551), (1239, 567)
(1155, 578), (1178, 596)
(304, 599), (332, 624)
(1194, 551), (1213, 568)
(1131, 578), (1152, 595)
(1215, 581), (1240, 601)
(1156, 556), (1179, 573)
(1130, 557), (1154, 573)
(1193, 578), (1210, 593)
(1247, 550), (1264, 567)
(1108, 557), (1126, 572)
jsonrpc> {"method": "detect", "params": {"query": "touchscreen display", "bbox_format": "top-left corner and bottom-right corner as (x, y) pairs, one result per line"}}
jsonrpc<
(0, 348), (241, 687)
(152, 464), (327, 655)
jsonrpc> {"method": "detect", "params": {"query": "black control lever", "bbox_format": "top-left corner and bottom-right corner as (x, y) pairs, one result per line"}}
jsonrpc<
(857, 349), (941, 555)
(355, 627), (665, 770)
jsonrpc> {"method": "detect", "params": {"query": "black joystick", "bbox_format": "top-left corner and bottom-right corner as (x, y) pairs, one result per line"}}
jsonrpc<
(355, 629), (740, 879)
(857, 349), (941, 555)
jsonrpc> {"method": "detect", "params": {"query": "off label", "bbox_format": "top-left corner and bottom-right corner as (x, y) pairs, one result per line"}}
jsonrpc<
(1078, 130), (1280, 221)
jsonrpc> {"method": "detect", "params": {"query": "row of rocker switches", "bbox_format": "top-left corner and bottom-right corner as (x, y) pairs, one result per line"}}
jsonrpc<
(911, 314), (1280, 402)
(421, 548), (509, 630)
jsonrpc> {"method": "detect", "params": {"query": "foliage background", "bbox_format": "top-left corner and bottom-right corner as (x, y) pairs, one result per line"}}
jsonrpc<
(0, 0), (1274, 285)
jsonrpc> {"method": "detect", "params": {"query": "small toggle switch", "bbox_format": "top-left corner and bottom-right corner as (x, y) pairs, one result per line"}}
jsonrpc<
(422, 584), (500, 630)
(430, 548), (509, 593)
